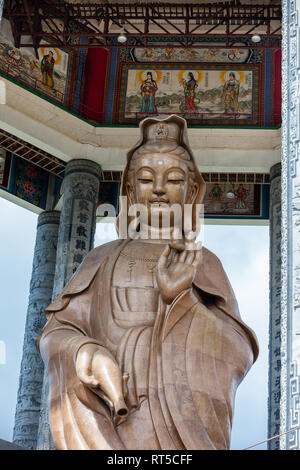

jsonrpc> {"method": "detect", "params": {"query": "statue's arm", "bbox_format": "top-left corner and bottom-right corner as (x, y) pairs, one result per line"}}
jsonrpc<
(39, 308), (128, 420)
(38, 312), (104, 368)
(162, 285), (256, 372)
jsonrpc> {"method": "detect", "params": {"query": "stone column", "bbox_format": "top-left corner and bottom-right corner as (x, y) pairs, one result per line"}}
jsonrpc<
(268, 163), (281, 450)
(51, 159), (101, 298)
(37, 159), (101, 449)
(0, 1), (3, 25)
(280, 0), (300, 450)
(12, 211), (60, 449)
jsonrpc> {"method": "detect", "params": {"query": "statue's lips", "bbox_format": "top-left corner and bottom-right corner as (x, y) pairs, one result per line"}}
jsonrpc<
(149, 201), (170, 208)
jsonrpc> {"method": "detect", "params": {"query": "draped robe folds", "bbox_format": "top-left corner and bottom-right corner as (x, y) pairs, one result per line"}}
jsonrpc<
(38, 239), (259, 450)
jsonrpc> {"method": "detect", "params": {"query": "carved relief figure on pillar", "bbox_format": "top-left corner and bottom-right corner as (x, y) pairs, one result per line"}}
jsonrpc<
(38, 115), (258, 450)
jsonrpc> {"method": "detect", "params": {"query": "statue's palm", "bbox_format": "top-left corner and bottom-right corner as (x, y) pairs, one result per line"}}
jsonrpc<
(156, 243), (202, 304)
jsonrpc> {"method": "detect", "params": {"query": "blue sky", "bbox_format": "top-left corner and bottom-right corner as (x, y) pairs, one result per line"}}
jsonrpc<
(0, 196), (269, 450)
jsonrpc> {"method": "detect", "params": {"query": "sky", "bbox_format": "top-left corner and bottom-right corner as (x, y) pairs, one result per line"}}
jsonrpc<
(0, 196), (269, 450)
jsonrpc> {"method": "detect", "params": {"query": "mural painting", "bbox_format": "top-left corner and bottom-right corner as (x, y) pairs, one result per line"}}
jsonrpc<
(0, 152), (10, 190)
(0, 152), (5, 186)
(0, 23), (71, 104)
(40, 49), (56, 89)
(140, 71), (158, 114)
(98, 180), (262, 218)
(133, 47), (251, 63)
(120, 64), (259, 124)
(204, 182), (261, 216)
(12, 157), (49, 209)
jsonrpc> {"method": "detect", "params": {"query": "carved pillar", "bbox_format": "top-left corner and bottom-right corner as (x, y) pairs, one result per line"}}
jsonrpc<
(0, 1), (3, 25)
(280, 0), (300, 450)
(12, 211), (60, 449)
(268, 163), (281, 450)
(37, 159), (101, 450)
(51, 159), (102, 298)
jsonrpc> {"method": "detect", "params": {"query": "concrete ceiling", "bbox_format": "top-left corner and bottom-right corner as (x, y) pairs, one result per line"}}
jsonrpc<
(0, 78), (281, 174)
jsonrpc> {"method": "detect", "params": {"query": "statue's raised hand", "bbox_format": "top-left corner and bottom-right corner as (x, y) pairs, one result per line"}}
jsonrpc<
(76, 343), (129, 424)
(156, 242), (202, 304)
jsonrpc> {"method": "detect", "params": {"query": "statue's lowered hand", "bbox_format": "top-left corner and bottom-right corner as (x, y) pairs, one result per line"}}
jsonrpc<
(156, 241), (202, 304)
(76, 343), (129, 424)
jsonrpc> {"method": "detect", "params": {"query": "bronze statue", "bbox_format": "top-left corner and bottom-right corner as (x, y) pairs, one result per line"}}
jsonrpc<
(38, 115), (258, 450)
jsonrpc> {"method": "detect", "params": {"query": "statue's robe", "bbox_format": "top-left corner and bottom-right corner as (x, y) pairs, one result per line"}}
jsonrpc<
(38, 239), (258, 450)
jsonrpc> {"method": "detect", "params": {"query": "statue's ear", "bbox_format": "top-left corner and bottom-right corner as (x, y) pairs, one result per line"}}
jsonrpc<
(187, 181), (199, 205)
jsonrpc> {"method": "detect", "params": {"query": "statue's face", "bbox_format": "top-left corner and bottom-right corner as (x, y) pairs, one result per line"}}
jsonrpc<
(127, 153), (197, 229)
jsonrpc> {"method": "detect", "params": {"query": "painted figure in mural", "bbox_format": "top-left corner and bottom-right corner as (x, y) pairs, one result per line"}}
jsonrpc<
(234, 184), (249, 210)
(39, 115), (258, 450)
(222, 72), (240, 114)
(140, 72), (158, 114)
(182, 72), (198, 112)
(186, 48), (197, 59)
(5, 46), (23, 66)
(165, 46), (175, 59)
(228, 49), (240, 62)
(209, 183), (223, 202)
(142, 48), (153, 59)
(41, 50), (55, 88)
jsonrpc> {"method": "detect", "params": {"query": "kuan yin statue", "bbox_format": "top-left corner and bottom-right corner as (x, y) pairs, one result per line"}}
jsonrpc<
(38, 115), (258, 450)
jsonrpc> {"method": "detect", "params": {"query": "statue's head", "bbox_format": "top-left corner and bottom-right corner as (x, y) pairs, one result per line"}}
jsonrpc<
(146, 72), (153, 81)
(118, 115), (206, 240)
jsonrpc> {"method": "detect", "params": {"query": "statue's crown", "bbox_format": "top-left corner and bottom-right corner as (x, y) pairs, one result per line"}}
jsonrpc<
(129, 115), (192, 162)
(146, 121), (180, 143)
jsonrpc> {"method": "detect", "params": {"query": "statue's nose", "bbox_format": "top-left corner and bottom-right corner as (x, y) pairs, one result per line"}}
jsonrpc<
(153, 176), (165, 195)
(153, 183), (165, 196)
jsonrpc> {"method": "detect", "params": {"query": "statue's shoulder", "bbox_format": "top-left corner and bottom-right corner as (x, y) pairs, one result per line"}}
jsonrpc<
(72, 238), (122, 280)
(47, 240), (122, 313)
(200, 246), (224, 270)
(83, 239), (121, 265)
(193, 245), (231, 299)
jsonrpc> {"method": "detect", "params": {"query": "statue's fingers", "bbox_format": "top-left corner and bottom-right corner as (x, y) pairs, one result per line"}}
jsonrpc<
(179, 249), (187, 262)
(157, 244), (171, 269)
(170, 241), (185, 252)
(185, 251), (194, 264)
(173, 251), (180, 263)
(169, 247), (176, 264)
(195, 241), (202, 251)
(76, 347), (92, 372)
(170, 242), (185, 264)
(122, 372), (130, 399)
(192, 249), (202, 268)
(77, 369), (99, 388)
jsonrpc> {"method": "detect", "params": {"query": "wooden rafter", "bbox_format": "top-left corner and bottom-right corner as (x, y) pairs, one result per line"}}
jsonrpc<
(4, 1), (282, 49)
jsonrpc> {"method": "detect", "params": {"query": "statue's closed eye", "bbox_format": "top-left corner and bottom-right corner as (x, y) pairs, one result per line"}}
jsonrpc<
(167, 172), (185, 183)
(138, 178), (153, 183)
(167, 178), (184, 183)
